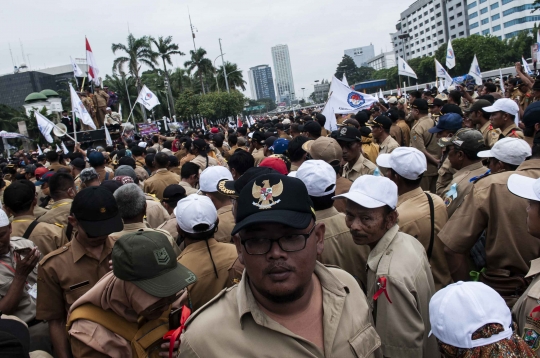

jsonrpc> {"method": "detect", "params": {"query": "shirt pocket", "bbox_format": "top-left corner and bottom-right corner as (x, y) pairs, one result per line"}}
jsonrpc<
(349, 324), (381, 358)
(65, 282), (91, 305)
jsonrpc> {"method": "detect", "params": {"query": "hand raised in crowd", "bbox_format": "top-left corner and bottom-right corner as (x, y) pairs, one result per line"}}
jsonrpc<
(14, 247), (40, 278)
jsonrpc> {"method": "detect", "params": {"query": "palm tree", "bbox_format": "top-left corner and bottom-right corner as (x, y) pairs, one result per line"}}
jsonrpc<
(151, 36), (184, 117)
(184, 48), (214, 95)
(169, 68), (196, 95)
(215, 62), (247, 91)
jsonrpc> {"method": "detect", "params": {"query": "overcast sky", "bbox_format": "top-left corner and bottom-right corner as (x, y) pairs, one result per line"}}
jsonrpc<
(0, 0), (405, 99)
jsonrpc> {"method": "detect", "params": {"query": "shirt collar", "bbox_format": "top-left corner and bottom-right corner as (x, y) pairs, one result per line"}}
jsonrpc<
(156, 168), (168, 174)
(123, 222), (148, 231)
(217, 204), (233, 215)
(348, 154), (366, 172)
(315, 206), (339, 220)
(179, 238), (218, 258)
(379, 135), (392, 149)
(367, 224), (399, 272)
(455, 161), (485, 175)
(479, 121), (491, 133)
(517, 159), (540, 172)
(397, 187), (424, 207)
(72, 235), (114, 263)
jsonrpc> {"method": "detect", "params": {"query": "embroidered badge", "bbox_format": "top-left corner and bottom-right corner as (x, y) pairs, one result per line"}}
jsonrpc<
(252, 179), (283, 209)
(524, 329), (540, 351)
(153, 247), (170, 266)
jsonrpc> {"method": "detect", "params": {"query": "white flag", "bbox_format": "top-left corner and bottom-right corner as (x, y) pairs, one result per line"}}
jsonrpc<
(435, 59), (453, 88)
(499, 68), (505, 95)
(446, 39), (456, 69)
(522, 57), (533, 75)
(86, 38), (100, 85)
(342, 73), (349, 87)
(69, 84), (96, 129)
(61, 142), (69, 154)
(104, 123), (113, 146)
(327, 76), (379, 114)
(537, 29), (540, 53)
(398, 57), (418, 79)
(56, 144), (61, 153)
(136, 85), (160, 110)
(37, 145), (43, 155)
(70, 56), (84, 77)
(468, 55), (482, 85)
(35, 112), (55, 143)
(379, 88), (386, 103)
(119, 104), (123, 120)
(321, 101), (337, 132)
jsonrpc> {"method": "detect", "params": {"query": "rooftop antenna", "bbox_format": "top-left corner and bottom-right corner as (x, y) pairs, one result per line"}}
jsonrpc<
(8, 43), (15, 68)
(188, 7), (197, 52)
(19, 39), (27, 65)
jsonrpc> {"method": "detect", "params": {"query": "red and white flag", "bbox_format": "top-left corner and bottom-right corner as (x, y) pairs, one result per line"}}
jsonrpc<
(237, 115), (242, 128)
(86, 37), (100, 86)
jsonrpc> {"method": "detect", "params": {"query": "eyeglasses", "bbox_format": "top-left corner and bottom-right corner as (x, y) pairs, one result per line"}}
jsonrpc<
(240, 224), (316, 255)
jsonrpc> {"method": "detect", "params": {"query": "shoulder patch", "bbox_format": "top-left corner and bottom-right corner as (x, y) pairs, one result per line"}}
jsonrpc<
(54, 223), (64, 228)
(39, 244), (71, 265)
(183, 286), (235, 329)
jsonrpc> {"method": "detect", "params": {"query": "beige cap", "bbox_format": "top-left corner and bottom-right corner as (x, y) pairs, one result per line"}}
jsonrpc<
(302, 137), (342, 165)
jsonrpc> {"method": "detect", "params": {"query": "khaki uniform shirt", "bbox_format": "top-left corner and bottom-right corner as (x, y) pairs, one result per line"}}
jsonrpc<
(334, 176), (352, 213)
(145, 194), (170, 229)
(316, 207), (369, 288)
(215, 204), (234, 243)
(37, 198), (72, 230)
(479, 121), (500, 148)
(109, 222), (180, 256)
(361, 138), (379, 164)
(367, 225), (438, 358)
(177, 239), (238, 311)
(251, 149), (266, 167)
(439, 159), (540, 276)
(442, 161), (488, 218)
(396, 188), (452, 290)
(500, 123), (525, 140)
(157, 212), (178, 240)
(48, 162), (69, 172)
(0, 238), (38, 323)
(104, 112), (121, 125)
(11, 215), (68, 257)
(191, 155), (218, 171)
(410, 116), (441, 176)
(33, 205), (48, 219)
(436, 158), (457, 197)
(512, 258), (540, 353)
(389, 124), (403, 147)
(179, 181), (199, 196)
(378, 135), (399, 156)
(92, 90), (109, 108)
(36, 236), (114, 320)
(143, 169), (180, 200)
(343, 154), (379, 182)
(396, 119), (411, 147)
(178, 262), (382, 358)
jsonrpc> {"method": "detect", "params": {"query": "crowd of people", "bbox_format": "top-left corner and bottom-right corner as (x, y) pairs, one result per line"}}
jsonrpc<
(0, 63), (539, 357)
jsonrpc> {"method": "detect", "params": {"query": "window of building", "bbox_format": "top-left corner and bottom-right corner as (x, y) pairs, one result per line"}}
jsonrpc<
(503, 4), (536, 16)
(427, 35), (431, 39)
(439, 39), (444, 43)
(481, 18), (489, 24)
(416, 40), (419, 44)
(424, 11), (428, 15)
(451, 34), (457, 38)
(451, 25), (456, 29)
(468, 1), (477, 9)
(449, 6), (454, 11)
(420, 30), (424, 34)
(480, 7), (488, 14)
(422, 46), (426, 50)
(432, 24), (436, 29)
(438, 29), (443, 34)
(482, 29), (490, 35)
(493, 24), (501, 31)
(501, 0), (512, 4)
(425, 20), (429, 24)
(480, 0), (487, 3)
(457, 12), (463, 17)
(437, 12), (442, 17)
(431, 16), (435, 20)
(469, 11), (478, 19)
(408, 21), (411, 25)
(492, 13), (500, 20)
(415, 25), (418, 29)
(435, 3), (440, 8)
(458, 21), (463, 26)
(420, 22), (424, 27)
(470, 22), (479, 28)
(456, 2), (462, 7)
(459, 31), (465, 35)
(450, 15), (455, 20)
(504, 15), (540, 28)
(437, 21), (443, 26)
(491, 2), (499, 9)
(419, 14), (422, 19)
(428, 44), (432, 48)
(430, 8), (434, 12)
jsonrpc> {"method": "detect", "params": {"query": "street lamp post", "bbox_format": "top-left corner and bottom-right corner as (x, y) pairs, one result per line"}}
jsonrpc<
(213, 54), (225, 92)
(219, 38), (230, 93)
(301, 88), (305, 101)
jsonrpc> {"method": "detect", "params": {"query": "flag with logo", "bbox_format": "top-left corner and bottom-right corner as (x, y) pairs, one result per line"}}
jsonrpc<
(468, 55), (482, 85)
(35, 112), (55, 143)
(435, 59), (453, 88)
(327, 76), (378, 115)
(86, 37), (100, 86)
(398, 57), (418, 79)
(136, 85), (160, 110)
(522, 57), (533, 75)
(70, 83), (96, 129)
(446, 39), (456, 69)
(70, 56), (84, 77)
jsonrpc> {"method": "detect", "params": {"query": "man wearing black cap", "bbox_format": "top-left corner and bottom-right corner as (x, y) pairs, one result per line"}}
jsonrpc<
(371, 116), (399, 156)
(465, 99), (500, 149)
(178, 173), (381, 357)
(302, 120), (322, 140)
(336, 126), (379, 182)
(157, 184), (187, 239)
(410, 98), (442, 192)
(36, 186), (124, 358)
(276, 123), (292, 141)
(429, 98), (444, 119)
(522, 101), (540, 147)
(250, 131), (266, 167)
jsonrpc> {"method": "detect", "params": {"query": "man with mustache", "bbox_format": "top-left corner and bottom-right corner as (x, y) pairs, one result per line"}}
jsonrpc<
(178, 173), (381, 357)
(334, 175), (438, 358)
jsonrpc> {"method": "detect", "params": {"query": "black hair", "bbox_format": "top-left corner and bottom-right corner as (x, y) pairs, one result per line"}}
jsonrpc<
(163, 140), (173, 150)
(287, 136), (309, 162)
(152, 135), (159, 144)
(228, 134), (238, 146)
(49, 172), (74, 200)
(46, 151), (59, 162)
(4, 180), (35, 214)
(213, 134), (224, 148)
(181, 162), (199, 179)
(228, 150), (254, 176)
(484, 83), (497, 93)
(169, 155), (179, 167)
(315, 113), (326, 127)
(449, 90), (462, 105)
(118, 156), (136, 169)
(131, 146), (143, 157)
(154, 152), (170, 168)
(397, 109), (406, 120)
(310, 192), (335, 211)
(145, 154), (155, 168)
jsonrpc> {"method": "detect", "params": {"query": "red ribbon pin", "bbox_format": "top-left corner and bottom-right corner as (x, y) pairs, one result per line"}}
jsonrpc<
(373, 277), (392, 303)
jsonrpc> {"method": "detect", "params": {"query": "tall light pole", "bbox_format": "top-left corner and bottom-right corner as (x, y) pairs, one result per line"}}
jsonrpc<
(301, 87), (305, 101)
(214, 54), (225, 92)
(219, 38), (229, 93)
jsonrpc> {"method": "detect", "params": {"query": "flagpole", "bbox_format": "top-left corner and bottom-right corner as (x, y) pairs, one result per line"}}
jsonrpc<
(122, 101), (139, 135)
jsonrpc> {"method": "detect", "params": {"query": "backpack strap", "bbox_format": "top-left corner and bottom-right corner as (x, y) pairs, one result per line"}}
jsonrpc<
(22, 220), (40, 240)
(104, 172), (110, 180)
(424, 192), (435, 259)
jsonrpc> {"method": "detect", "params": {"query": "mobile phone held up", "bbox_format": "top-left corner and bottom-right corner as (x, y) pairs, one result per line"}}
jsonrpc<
(14, 248), (32, 256)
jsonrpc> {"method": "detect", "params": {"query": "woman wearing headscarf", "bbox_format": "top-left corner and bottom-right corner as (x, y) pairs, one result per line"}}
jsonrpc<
(189, 139), (218, 171)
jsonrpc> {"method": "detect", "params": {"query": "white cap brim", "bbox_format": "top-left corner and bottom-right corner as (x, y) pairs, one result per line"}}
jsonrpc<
(508, 174), (540, 201)
(376, 154), (392, 169)
(333, 191), (387, 208)
(477, 149), (493, 159)
(481, 105), (499, 113)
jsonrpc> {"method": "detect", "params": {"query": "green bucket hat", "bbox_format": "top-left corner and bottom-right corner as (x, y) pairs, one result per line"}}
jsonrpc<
(112, 231), (197, 297)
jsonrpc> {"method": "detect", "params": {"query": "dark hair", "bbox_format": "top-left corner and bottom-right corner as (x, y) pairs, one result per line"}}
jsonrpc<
(228, 134), (238, 146)
(290, 123), (301, 134)
(213, 134), (224, 148)
(398, 109), (406, 120)
(154, 152), (170, 167)
(131, 146), (143, 157)
(449, 90), (462, 105)
(169, 155), (179, 167)
(4, 180), (35, 213)
(484, 83), (497, 93)
(163, 140), (173, 150)
(46, 151), (59, 162)
(453, 145), (481, 161)
(228, 150), (254, 176)
(118, 156), (136, 169)
(181, 162), (199, 179)
(152, 135), (159, 144)
(389, 168), (423, 186)
(49, 172), (74, 199)
(477, 95), (495, 104)
(287, 136), (309, 162)
(310, 192), (334, 211)
(145, 154), (155, 168)
(315, 113), (326, 127)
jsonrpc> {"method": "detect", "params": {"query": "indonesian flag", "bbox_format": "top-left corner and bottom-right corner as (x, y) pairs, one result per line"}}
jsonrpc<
(237, 115), (242, 128)
(86, 37), (100, 86)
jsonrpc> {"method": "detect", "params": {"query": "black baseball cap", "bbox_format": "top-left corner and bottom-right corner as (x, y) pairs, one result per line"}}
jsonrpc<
(252, 131), (265, 145)
(441, 104), (463, 116)
(232, 173), (315, 235)
(336, 126), (361, 142)
(71, 187), (123, 237)
(3, 181), (35, 211)
(372, 116), (392, 131)
(429, 98), (444, 107)
(303, 120), (322, 136)
(263, 136), (277, 147)
(411, 99), (429, 111)
(70, 158), (86, 171)
(523, 101), (540, 128)
(217, 167), (276, 197)
(113, 231), (196, 297)
(162, 184), (186, 203)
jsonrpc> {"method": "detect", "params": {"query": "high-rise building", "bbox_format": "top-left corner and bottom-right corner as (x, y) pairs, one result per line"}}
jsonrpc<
(466, 0), (537, 39)
(344, 45), (375, 67)
(248, 65), (276, 102)
(366, 51), (397, 70)
(271, 44), (296, 102)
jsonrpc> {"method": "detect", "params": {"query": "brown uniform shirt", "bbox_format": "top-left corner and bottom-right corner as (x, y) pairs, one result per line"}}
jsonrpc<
(479, 121), (500, 148)
(396, 119), (411, 147)
(441, 161), (487, 218)
(333, 176), (352, 214)
(389, 124), (403, 147)
(378, 135), (399, 156)
(439, 159), (540, 277)
(500, 123), (525, 140)
(37, 198), (72, 230)
(215, 204), (234, 243)
(47, 162), (69, 172)
(109, 222), (180, 256)
(191, 155), (219, 171)
(396, 187), (452, 290)
(410, 115), (441, 177)
(178, 263), (382, 358)
(342, 154), (379, 182)
(367, 225), (438, 358)
(157, 212), (178, 240)
(143, 169), (180, 200)
(512, 258), (540, 352)
(436, 158), (457, 197)
(11, 215), (68, 257)
(36, 236), (114, 320)
(145, 194), (170, 229)
(177, 239), (238, 311)
(316, 207), (369, 288)
(251, 149), (266, 167)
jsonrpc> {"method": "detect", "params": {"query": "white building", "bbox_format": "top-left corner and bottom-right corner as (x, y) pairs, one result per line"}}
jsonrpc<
(22, 89), (63, 117)
(366, 51), (397, 70)
(466, 0), (539, 39)
(271, 44), (296, 102)
(344, 45), (375, 67)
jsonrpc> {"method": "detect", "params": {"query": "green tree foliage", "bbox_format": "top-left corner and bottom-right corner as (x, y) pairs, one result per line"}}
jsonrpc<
(184, 48), (214, 95)
(111, 34), (158, 90)
(151, 36), (184, 117)
(175, 90), (245, 121)
(214, 62), (247, 91)
(334, 55), (358, 83)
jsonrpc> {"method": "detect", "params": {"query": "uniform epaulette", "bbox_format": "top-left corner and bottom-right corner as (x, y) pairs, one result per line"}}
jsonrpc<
(39, 243), (71, 265)
(146, 194), (159, 202)
(183, 286), (232, 329)
(54, 223), (64, 228)
(470, 169), (491, 184)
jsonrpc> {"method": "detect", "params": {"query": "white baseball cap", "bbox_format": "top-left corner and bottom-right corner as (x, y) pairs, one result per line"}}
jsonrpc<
(477, 137), (531, 166)
(333, 175), (398, 209)
(0, 209), (9, 227)
(174, 195), (217, 234)
(376, 147), (427, 180)
(138, 142), (147, 148)
(482, 98), (519, 116)
(199, 166), (233, 193)
(296, 160), (336, 197)
(429, 281), (512, 348)
(507, 174), (540, 202)
(282, 118), (291, 125)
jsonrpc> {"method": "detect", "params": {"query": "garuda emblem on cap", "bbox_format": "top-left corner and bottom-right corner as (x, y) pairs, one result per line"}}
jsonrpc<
(252, 179), (283, 210)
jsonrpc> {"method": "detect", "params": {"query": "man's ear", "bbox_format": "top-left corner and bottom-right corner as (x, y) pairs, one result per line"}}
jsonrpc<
(232, 234), (244, 265)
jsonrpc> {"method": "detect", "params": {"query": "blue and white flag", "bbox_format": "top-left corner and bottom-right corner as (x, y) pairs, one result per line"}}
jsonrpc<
(398, 57), (417, 79)
(468, 55), (482, 85)
(522, 57), (533, 75)
(35, 112), (55, 143)
(446, 39), (456, 69)
(136, 85), (160, 110)
(70, 83), (95, 129)
(327, 76), (379, 115)
(435, 59), (453, 88)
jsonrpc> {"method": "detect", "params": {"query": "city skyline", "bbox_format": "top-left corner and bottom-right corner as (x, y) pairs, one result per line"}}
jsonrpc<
(248, 64), (276, 102)
(271, 44), (296, 102)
